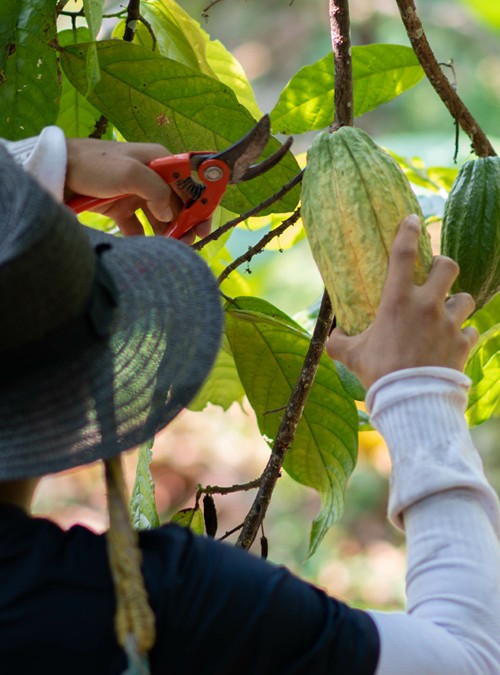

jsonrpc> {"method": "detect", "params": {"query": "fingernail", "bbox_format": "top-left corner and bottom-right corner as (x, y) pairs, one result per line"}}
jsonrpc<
(406, 214), (420, 230)
(161, 206), (173, 221)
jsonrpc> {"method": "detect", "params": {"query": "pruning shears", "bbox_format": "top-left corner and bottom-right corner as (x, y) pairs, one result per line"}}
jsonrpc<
(67, 115), (293, 240)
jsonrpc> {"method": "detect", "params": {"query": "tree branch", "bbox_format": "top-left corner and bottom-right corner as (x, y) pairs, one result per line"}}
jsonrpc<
(196, 478), (261, 500)
(192, 170), (304, 252)
(395, 0), (496, 157)
(123, 0), (141, 42)
(236, 291), (334, 550)
(329, 0), (353, 130)
(217, 209), (301, 284)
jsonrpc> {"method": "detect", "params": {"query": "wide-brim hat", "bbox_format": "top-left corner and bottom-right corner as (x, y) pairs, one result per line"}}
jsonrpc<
(0, 145), (223, 481)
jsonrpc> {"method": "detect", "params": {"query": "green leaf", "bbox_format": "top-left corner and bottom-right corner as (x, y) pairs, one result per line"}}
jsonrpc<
(465, 324), (500, 426)
(389, 151), (458, 193)
(205, 38), (262, 120)
(189, 335), (245, 412)
(271, 44), (424, 134)
(81, 0), (103, 92)
(465, 293), (500, 426)
(334, 361), (366, 401)
(170, 507), (204, 535)
(124, 0), (262, 118)
(56, 29), (112, 138)
(0, 0), (60, 139)
(130, 439), (160, 530)
(225, 297), (358, 556)
(60, 40), (300, 215)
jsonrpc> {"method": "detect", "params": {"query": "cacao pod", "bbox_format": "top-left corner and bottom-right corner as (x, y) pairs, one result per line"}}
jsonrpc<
(440, 157), (500, 309)
(301, 126), (433, 335)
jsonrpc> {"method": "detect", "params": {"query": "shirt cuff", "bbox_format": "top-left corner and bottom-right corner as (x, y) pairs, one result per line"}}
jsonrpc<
(365, 367), (500, 533)
(0, 126), (67, 202)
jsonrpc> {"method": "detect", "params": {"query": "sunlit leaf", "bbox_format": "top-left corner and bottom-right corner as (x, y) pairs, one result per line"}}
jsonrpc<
(130, 439), (160, 530)
(271, 44), (424, 134)
(171, 507), (204, 535)
(61, 40), (300, 215)
(189, 335), (245, 412)
(205, 38), (262, 120)
(56, 28), (112, 138)
(389, 151), (458, 193)
(0, 0), (60, 138)
(225, 297), (358, 556)
(115, 0), (261, 118)
(465, 293), (500, 426)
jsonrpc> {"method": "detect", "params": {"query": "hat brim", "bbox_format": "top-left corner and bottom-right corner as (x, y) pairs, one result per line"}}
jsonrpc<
(0, 224), (223, 480)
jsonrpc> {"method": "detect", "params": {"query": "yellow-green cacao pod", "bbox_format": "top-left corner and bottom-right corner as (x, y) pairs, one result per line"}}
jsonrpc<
(301, 126), (433, 335)
(441, 157), (500, 309)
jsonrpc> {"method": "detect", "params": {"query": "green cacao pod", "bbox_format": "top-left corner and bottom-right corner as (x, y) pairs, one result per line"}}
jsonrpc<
(440, 157), (500, 309)
(301, 126), (433, 335)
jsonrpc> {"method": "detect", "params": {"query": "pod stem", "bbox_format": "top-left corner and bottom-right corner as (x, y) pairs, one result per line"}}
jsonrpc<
(329, 0), (354, 130)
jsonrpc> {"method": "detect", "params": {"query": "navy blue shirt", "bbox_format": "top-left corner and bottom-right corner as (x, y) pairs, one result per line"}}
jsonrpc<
(0, 503), (379, 674)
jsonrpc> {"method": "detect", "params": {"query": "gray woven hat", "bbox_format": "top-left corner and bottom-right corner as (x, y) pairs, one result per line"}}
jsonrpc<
(0, 145), (223, 481)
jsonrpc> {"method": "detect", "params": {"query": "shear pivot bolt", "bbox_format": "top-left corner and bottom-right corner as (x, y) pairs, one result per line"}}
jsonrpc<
(203, 166), (224, 181)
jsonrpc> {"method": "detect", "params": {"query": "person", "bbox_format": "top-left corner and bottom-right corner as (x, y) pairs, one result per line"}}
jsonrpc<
(0, 126), (498, 675)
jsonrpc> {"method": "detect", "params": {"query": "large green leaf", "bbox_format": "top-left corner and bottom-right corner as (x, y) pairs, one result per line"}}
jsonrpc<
(130, 439), (161, 530)
(60, 40), (299, 215)
(465, 293), (500, 426)
(225, 297), (358, 556)
(119, 0), (262, 118)
(0, 0), (60, 138)
(56, 28), (113, 138)
(271, 44), (424, 134)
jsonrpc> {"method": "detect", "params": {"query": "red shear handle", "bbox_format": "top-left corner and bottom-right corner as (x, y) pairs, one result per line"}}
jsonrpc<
(66, 154), (229, 240)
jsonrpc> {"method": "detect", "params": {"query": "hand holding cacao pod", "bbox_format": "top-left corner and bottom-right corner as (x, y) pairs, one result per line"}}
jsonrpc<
(326, 216), (479, 389)
(301, 126), (434, 335)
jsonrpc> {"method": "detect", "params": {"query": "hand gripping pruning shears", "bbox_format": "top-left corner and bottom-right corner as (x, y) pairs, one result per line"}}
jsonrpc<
(67, 115), (293, 240)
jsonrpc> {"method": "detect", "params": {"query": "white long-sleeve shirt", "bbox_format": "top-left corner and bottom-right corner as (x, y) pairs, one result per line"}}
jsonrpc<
(3, 130), (500, 674)
(367, 368), (500, 674)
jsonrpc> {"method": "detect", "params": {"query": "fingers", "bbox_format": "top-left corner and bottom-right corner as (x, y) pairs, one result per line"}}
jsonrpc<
(425, 255), (460, 299)
(119, 162), (175, 222)
(383, 214), (422, 299)
(445, 292), (476, 325)
(462, 325), (479, 348)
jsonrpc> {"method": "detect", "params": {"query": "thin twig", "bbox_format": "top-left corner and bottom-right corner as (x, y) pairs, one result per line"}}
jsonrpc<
(218, 522), (244, 542)
(395, 0), (496, 157)
(196, 478), (261, 500)
(192, 170), (304, 252)
(236, 292), (335, 550)
(217, 209), (301, 284)
(202, 0), (225, 20)
(329, 0), (353, 130)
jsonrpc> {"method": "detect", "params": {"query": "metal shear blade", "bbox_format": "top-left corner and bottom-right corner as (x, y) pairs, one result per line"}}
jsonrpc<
(192, 115), (293, 183)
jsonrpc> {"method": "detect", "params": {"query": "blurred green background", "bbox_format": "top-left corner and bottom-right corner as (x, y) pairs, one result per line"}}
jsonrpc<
(34, 0), (500, 611)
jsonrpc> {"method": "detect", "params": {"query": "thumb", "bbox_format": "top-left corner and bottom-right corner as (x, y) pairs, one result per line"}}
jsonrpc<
(326, 326), (352, 363)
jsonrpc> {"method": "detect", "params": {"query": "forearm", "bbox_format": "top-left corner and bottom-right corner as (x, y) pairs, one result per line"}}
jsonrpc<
(366, 368), (500, 674)
(0, 126), (67, 201)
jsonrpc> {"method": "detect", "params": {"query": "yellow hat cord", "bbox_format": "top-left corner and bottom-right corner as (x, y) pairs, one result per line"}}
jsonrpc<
(104, 455), (156, 671)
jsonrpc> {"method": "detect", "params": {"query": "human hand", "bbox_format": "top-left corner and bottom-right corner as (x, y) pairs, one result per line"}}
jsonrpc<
(64, 138), (211, 243)
(326, 214), (479, 390)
